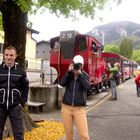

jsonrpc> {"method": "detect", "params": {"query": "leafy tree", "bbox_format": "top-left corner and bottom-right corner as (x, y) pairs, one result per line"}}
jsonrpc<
(119, 37), (133, 59)
(132, 50), (140, 64)
(104, 44), (119, 53)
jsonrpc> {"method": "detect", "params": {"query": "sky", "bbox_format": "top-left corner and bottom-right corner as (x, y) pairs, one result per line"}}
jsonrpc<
(29, 0), (140, 42)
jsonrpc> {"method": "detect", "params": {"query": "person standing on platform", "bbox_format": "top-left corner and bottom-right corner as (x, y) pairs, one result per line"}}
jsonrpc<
(0, 46), (29, 140)
(135, 67), (140, 97)
(59, 55), (91, 140)
(108, 62), (120, 100)
(134, 66), (140, 77)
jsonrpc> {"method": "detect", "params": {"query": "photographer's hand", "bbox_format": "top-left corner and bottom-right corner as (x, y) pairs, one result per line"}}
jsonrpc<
(68, 63), (73, 71)
(77, 70), (82, 75)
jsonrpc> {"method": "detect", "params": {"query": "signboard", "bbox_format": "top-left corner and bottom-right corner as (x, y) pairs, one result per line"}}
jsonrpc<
(60, 30), (76, 41)
(60, 30), (77, 59)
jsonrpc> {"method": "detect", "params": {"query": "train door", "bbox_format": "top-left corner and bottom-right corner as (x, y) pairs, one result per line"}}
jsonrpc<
(50, 37), (61, 79)
(75, 35), (88, 72)
(90, 38), (103, 85)
(122, 59), (129, 80)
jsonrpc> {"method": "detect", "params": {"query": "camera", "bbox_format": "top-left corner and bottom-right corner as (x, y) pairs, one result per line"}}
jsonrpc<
(73, 63), (81, 70)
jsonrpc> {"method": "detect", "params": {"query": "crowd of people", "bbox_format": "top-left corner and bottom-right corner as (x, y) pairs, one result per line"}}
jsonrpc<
(0, 47), (140, 140)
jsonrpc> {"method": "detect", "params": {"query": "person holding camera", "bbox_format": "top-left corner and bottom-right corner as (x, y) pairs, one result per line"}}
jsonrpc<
(59, 55), (91, 140)
(108, 62), (120, 100)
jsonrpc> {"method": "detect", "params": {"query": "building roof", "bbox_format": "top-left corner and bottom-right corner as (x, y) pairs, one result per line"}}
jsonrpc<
(27, 27), (39, 34)
(37, 40), (50, 45)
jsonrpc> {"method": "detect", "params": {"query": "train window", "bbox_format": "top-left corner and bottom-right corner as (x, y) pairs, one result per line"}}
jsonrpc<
(52, 41), (60, 52)
(92, 42), (98, 52)
(105, 57), (119, 66)
(123, 60), (129, 67)
(79, 38), (86, 51)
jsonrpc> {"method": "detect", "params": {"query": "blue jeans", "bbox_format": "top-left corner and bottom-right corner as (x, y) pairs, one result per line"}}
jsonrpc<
(110, 79), (117, 99)
(0, 105), (24, 140)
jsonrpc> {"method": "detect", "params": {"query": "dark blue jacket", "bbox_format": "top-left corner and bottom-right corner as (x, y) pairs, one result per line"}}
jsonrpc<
(59, 70), (91, 106)
(0, 62), (29, 109)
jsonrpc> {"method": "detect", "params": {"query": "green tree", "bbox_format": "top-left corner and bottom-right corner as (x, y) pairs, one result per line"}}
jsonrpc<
(104, 44), (119, 53)
(132, 50), (140, 64)
(119, 38), (133, 59)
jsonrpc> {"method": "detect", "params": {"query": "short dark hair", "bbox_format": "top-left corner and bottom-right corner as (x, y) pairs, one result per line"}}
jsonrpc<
(4, 46), (17, 54)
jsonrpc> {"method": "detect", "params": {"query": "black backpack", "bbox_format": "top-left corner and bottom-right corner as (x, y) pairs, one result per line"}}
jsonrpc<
(113, 70), (120, 80)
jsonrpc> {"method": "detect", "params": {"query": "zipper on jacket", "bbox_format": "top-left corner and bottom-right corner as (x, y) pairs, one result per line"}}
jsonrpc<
(72, 78), (77, 106)
(7, 68), (10, 110)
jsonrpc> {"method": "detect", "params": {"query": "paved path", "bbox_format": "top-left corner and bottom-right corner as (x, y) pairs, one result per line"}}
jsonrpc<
(87, 78), (140, 140)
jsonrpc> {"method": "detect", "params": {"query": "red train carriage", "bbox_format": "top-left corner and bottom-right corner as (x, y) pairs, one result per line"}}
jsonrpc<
(50, 30), (106, 93)
(101, 52), (138, 82)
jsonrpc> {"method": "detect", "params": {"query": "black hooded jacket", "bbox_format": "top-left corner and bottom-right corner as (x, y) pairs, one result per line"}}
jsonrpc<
(0, 62), (29, 109)
(59, 70), (91, 106)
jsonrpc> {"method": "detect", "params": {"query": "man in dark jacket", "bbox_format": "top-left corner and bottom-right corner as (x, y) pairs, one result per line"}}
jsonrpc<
(0, 46), (29, 140)
(60, 55), (91, 140)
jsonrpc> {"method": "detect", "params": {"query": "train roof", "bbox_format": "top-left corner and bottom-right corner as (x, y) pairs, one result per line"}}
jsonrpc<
(50, 33), (103, 49)
(102, 52), (136, 63)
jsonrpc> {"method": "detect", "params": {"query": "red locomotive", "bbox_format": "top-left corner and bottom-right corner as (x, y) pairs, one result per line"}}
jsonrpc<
(50, 30), (138, 94)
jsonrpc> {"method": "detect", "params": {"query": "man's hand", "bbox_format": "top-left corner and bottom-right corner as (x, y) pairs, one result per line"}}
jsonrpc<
(68, 63), (73, 71)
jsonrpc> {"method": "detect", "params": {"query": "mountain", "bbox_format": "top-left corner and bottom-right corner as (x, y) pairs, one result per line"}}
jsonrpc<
(86, 21), (140, 48)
